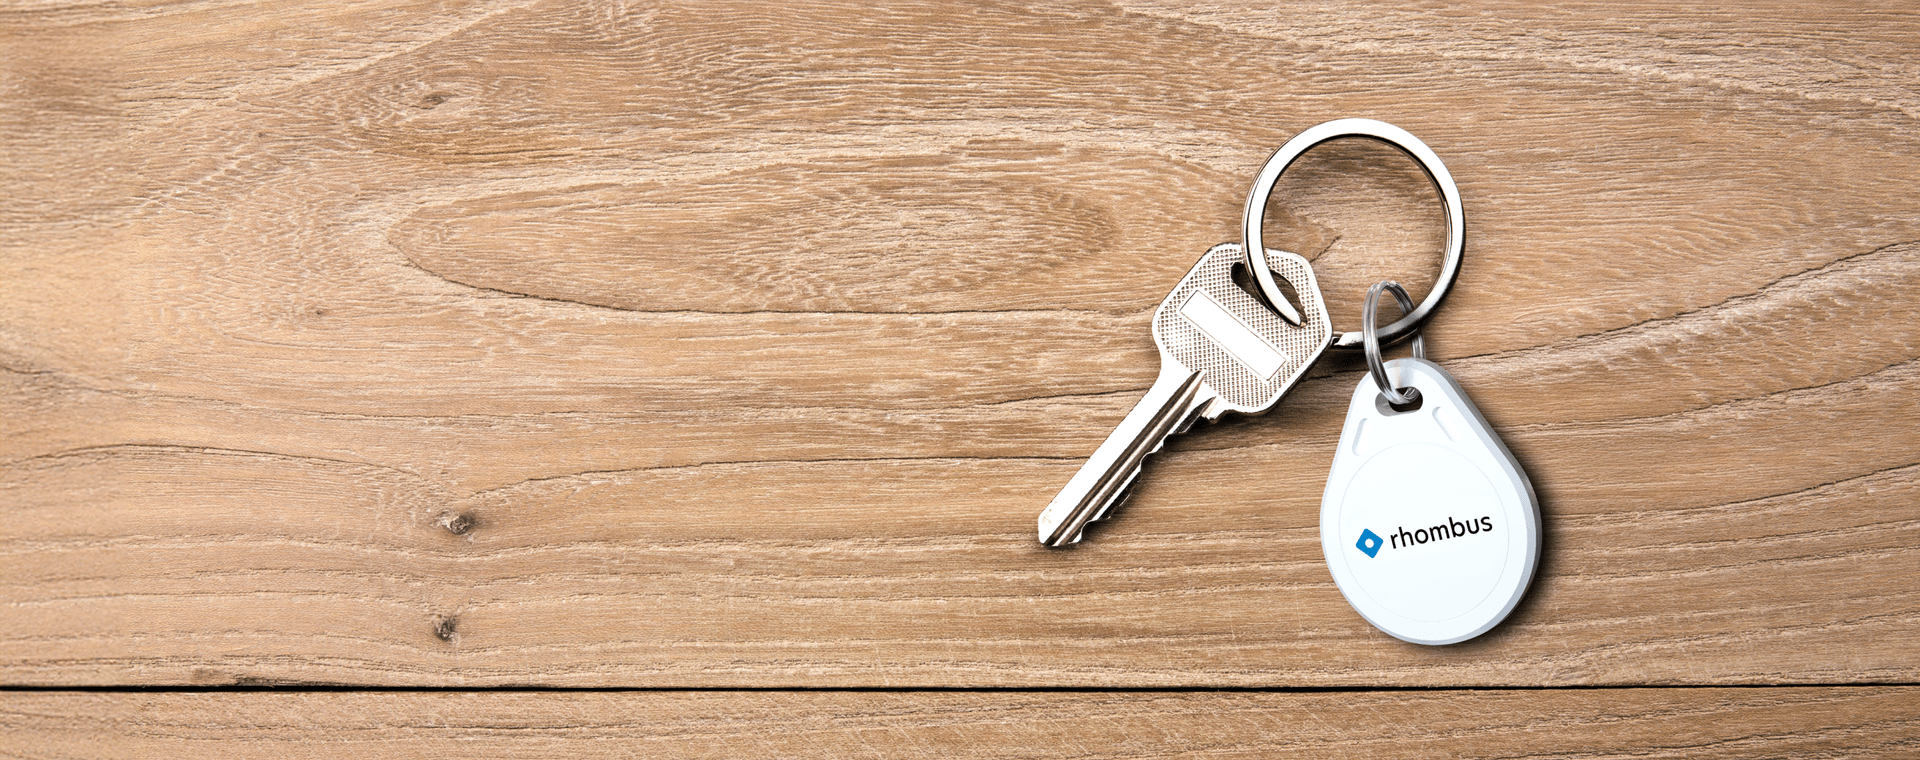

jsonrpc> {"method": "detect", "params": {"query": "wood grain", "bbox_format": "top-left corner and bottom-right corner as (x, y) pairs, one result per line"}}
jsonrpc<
(4, 0), (1918, 701)
(4, 688), (1918, 759)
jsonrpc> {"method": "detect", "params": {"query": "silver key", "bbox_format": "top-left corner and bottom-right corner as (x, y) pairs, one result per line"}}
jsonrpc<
(1037, 243), (1332, 546)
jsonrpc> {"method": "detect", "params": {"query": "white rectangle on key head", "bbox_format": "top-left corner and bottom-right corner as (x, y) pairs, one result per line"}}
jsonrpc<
(1179, 290), (1290, 379)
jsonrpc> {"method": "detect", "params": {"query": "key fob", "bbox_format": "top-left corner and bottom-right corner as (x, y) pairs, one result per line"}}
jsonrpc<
(1320, 357), (1540, 645)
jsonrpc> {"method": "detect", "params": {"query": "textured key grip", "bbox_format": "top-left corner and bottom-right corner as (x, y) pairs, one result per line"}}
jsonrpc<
(1154, 243), (1332, 414)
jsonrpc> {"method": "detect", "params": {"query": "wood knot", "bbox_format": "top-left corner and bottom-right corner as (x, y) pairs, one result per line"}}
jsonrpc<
(439, 512), (477, 535)
(433, 615), (458, 643)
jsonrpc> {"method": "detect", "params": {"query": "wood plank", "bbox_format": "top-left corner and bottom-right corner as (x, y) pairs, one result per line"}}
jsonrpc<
(3, 0), (1918, 687)
(2, 687), (1916, 759)
(4, 415), (1914, 686)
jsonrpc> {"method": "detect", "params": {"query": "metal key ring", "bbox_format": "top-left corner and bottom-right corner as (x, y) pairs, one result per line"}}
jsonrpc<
(1241, 118), (1464, 349)
(1364, 280), (1424, 408)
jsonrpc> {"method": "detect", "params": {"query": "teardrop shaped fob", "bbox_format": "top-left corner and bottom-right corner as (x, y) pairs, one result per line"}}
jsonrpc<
(1321, 357), (1540, 645)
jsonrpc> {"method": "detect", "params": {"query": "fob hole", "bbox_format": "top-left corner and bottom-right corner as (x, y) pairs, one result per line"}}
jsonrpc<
(1374, 387), (1423, 415)
(1230, 260), (1302, 315)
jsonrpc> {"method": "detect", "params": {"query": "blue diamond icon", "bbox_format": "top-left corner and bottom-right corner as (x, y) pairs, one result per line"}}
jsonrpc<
(1356, 529), (1383, 558)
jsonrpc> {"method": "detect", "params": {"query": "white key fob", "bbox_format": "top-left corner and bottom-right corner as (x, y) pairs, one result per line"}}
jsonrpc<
(1320, 356), (1540, 645)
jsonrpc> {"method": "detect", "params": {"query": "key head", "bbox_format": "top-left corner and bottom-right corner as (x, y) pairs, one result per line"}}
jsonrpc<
(1153, 243), (1332, 418)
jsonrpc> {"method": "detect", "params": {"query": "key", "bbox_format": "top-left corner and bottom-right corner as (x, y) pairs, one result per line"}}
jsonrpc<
(1037, 242), (1333, 546)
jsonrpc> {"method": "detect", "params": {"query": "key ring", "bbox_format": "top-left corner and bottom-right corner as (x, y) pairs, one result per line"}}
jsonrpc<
(1241, 118), (1463, 349)
(1363, 280), (1424, 408)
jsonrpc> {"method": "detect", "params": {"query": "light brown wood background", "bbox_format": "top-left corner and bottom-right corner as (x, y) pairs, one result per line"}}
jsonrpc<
(4, 0), (1917, 756)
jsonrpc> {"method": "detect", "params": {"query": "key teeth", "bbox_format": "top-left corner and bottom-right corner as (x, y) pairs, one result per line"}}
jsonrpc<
(1041, 482), (1132, 546)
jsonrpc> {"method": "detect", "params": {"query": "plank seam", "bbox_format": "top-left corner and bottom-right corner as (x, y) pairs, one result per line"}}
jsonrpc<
(1, 683), (1913, 694)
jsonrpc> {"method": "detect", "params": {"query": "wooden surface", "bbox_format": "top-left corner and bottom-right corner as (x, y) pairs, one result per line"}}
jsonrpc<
(3, 0), (1917, 755)
(4, 688), (1917, 758)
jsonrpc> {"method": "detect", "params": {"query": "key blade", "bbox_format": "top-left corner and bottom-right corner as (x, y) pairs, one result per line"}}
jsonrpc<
(1039, 365), (1210, 547)
(1033, 244), (1330, 546)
